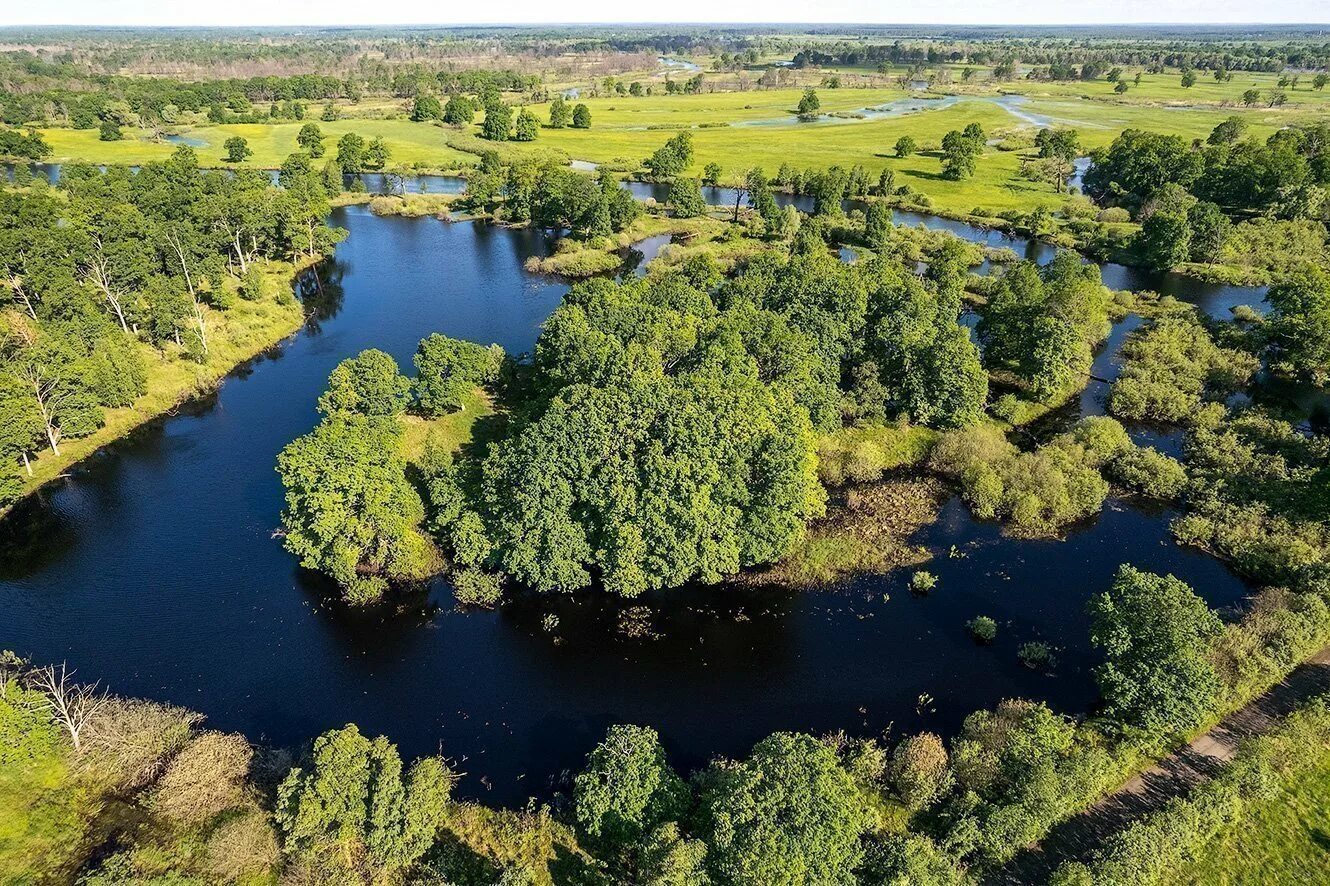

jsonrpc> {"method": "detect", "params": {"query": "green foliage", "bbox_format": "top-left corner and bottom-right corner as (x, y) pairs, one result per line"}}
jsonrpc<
(475, 273), (827, 596)
(797, 88), (821, 119)
(893, 135), (916, 158)
(861, 257), (988, 429)
(930, 418), (1123, 536)
(1265, 263), (1330, 382)
(337, 131), (367, 171)
(1136, 210), (1191, 270)
(1074, 699), (1330, 886)
(222, 135), (252, 163)
(443, 95), (476, 125)
(667, 177), (706, 218)
(514, 108), (540, 142)
(1109, 317), (1257, 423)
(1089, 565), (1224, 736)
(318, 349), (411, 418)
(968, 616), (998, 643)
(412, 335), (503, 417)
(945, 698), (1121, 865)
(276, 724), (453, 879)
(910, 570), (938, 594)
(297, 122), (325, 157)
(977, 252), (1111, 399)
(547, 96), (571, 129)
(1172, 408), (1330, 583)
(696, 732), (871, 885)
(941, 127), (983, 180)
(411, 94), (443, 122)
(571, 103), (592, 129)
(1083, 129), (1203, 211)
(859, 834), (967, 886)
(890, 732), (952, 810)
(276, 414), (434, 602)
(645, 131), (694, 178)
(1109, 445), (1187, 499)
(482, 101), (513, 141)
(637, 822), (710, 886)
(573, 725), (686, 852)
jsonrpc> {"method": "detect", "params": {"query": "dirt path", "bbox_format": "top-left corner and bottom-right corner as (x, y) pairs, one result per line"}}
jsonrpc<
(991, 646), (1330, 884)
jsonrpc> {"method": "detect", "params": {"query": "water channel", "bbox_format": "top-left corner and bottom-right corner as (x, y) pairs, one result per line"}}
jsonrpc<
(0, 172), (1276, 804)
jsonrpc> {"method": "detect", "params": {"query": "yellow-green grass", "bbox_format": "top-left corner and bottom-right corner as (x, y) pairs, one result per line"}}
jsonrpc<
(1003, 68), (1330, 110)
(38, 81), (1330, 222)
(2, 261), (307, 518)
(400, 387), (494, 463)
(816, 423), (940, 487)
(39, 119), (479, 171)
(1177, 743), (1330, 885)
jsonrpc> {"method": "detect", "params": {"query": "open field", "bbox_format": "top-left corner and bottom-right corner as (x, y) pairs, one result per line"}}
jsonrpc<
(33, 73), (1327, 219)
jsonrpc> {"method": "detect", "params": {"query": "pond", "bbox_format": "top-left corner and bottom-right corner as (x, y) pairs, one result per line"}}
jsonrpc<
(0, 206), (1263, 804)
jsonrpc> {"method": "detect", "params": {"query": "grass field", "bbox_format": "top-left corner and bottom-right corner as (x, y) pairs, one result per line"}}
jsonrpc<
(40, 118), (479, 171)
(33, 74), (1330, 221)
(1174, 737), (1330, 885)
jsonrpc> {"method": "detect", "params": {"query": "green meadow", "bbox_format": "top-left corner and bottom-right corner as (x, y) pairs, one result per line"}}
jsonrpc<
(33, 74), (1330, 220)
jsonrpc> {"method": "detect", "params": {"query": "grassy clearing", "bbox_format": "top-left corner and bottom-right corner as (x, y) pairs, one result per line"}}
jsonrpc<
(1174, 726), (1330, 885)
(38, 79), (1328, 222)
(757, 477), (945, 588)
(3, 261), (307, 518)
(40, 119), (479, 171)
(817, 423), (940, 487)
(400, 387), (494, 463)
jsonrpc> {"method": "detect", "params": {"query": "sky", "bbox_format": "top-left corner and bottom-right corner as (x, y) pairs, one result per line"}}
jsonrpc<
(3, 0), (1328, 27)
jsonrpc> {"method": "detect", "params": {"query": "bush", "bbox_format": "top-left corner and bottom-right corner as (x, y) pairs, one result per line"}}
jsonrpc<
(151, 731), (252, 824)
(1110, 446), (1187, 499)
(452, 567), (504, 608)
(81, 698), (201, 792)
(890, 732), (952, 810)
(968, 616), (998, 643)
(1096, 207), (1131, 223)
(205, 810), (281, 883)
(910, 570), (938, 594)
(1110, 318), (1257, 424)
(1018, 642), (1054, 670)
(930, 419), (1118, 536)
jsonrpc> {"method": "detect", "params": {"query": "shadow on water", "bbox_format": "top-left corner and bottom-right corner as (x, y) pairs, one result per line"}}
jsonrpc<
(0, 203), (1270, 804)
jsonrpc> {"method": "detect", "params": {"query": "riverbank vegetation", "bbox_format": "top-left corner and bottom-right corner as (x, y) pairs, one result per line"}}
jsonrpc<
(0, 146), (344, 513)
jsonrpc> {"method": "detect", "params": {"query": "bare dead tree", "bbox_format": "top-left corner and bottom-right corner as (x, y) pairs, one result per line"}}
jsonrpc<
(29, 663), (108, 752)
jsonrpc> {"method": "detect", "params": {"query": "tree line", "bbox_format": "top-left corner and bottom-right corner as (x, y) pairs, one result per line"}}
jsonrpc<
(0, 146), (344, 506)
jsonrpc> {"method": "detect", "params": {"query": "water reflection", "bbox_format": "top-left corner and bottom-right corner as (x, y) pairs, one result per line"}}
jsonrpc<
(0, 192), (1270, 805)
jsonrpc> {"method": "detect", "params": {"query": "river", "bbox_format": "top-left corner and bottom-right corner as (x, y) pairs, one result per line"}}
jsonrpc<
(0, 192), (1271, 805)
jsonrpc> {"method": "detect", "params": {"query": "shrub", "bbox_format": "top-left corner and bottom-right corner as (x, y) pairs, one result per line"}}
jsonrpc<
(81, 698), (201, 792)
(1110, 446), (1187, 499)
(910, 570), (938, 594)
(890, 732), (952, 810)
(1097, 207), (1131, 223)
(930, 419), (1118, 536)
(205, 810), (281, 883)
(452, 567), (504, 608)
(1110, 318), (1257, 424)
(151, 731), (252, 824)
(1018, 642), (1054, 670)
(967, 616), (998, 643)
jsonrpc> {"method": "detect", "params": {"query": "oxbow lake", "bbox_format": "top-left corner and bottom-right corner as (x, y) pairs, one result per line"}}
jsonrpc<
(0, 190), (1280, 804)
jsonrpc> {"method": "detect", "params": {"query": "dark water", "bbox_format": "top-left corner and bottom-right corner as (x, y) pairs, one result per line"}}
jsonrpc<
(0, 203), (1266, 804)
